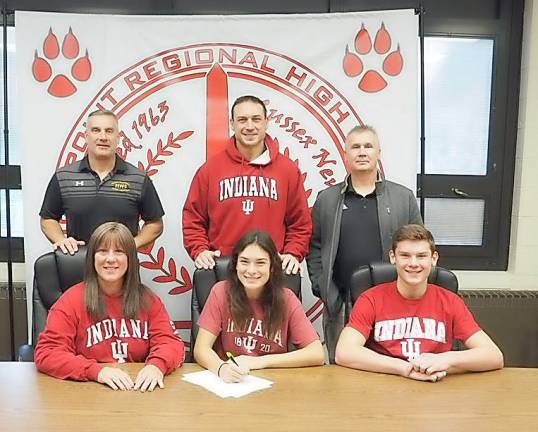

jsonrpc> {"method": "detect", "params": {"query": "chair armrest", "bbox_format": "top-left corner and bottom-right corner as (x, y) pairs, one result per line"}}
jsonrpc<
(18, 344), (35, 362)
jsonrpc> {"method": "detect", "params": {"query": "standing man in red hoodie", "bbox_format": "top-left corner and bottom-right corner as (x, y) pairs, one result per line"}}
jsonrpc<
(182, 95), (311, 275)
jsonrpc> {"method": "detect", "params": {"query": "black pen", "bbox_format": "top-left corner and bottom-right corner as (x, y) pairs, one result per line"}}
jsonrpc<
(226, 351), (239, 367)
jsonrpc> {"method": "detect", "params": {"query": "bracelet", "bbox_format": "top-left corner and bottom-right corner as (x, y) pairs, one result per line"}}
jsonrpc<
(217, 362), (226, 377)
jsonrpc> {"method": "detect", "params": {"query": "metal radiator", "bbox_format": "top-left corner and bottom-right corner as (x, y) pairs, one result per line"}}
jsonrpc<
(460, 290), (538, 367)
(0, 283), (28, 361)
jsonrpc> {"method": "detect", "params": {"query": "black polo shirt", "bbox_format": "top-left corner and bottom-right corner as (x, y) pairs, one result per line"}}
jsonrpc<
(333, 178), (383, 297)
(40, 156), (164, 242)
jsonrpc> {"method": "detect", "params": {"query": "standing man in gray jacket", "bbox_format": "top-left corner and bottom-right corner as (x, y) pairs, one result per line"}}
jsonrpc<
(307, 125), (422, 362)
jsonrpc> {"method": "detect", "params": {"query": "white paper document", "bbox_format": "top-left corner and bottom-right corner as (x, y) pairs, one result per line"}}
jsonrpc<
(182, 370), (273, 398)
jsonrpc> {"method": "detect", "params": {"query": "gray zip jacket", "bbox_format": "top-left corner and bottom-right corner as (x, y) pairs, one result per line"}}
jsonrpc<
(306, 175), (422, 317)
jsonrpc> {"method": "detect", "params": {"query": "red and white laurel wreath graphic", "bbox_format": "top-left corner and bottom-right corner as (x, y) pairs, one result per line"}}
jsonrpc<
(343, 22), (404, 93)
(59, 124), (195, 301)
(136, 131), (194, 175)
(32, 27), (92, 97)
(134, 129), (194, 297)
(135, 129), (195, 339)
(138, 241), (193, 296)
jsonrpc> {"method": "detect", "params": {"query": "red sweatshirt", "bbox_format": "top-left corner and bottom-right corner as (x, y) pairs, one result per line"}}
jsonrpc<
(35, 283), (185, 382)
(182, 135), (312, 259)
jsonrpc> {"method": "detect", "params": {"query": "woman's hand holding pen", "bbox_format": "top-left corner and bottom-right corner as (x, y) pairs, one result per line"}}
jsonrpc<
(218, 352), (249, 383)
(218, 361), (249, 383)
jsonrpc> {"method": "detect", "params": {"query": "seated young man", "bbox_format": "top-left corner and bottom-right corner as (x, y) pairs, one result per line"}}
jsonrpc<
(335, 224), (503, 382)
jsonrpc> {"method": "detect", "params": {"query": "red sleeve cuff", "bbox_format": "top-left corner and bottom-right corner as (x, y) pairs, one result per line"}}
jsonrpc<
(87, 363), (104, 382)
(282, 249), (303, 261)
(146, 358), (169, 375)
(190, 245), (209, 260)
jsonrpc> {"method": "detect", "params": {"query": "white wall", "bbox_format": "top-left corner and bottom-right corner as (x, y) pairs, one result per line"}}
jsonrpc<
(456, 0), (538, 290)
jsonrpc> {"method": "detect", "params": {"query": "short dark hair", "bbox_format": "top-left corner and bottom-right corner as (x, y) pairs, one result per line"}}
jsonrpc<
(88, 109), (118, 121)
(391, 224), (436, 254)
(230, 95), (267, 119)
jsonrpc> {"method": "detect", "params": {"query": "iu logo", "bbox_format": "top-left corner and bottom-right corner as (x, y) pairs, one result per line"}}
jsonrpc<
(235, 336), (257, 354)
(242, 199), (254, 215)
(401, 338), (421, 361)
(111, 339), (128, 363)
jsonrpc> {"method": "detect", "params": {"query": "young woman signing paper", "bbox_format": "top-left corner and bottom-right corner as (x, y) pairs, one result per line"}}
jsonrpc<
(194, 230), (324, 382)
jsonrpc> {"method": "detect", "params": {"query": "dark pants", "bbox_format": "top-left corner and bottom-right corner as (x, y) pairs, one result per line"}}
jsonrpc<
(323, 299), (352, 364)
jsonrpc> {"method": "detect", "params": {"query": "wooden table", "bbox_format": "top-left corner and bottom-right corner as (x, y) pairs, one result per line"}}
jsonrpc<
(1, 363), (537, 432)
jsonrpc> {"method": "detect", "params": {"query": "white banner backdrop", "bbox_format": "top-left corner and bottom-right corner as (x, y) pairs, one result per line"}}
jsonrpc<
(16, 10), (418, 350)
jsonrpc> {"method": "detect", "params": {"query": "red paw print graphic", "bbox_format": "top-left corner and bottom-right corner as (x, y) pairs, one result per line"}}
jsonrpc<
(343, 22), (404, 93)
(32, 27), (92, 97)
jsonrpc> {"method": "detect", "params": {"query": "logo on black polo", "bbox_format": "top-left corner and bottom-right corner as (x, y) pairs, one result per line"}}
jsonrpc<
(112, 181), (130, 192)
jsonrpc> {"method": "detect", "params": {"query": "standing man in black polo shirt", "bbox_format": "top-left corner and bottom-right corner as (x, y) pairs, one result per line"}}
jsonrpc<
(307, 125), (422, 362)
(40, 109), (164, 254)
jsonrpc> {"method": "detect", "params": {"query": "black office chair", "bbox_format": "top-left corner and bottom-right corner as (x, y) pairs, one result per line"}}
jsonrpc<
(190, 256), (302, 358)
(350, 262), (458, 305)
(18, 247), (87, 361)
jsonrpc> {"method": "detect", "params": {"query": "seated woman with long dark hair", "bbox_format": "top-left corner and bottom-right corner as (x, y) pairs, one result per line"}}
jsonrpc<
(35, 222), (185, 391)
(194, 230), (324, 382)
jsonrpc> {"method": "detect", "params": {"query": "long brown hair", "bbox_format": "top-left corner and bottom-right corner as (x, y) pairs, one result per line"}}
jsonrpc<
(227, 230), (285, 340)
(84, 222), (150, 320)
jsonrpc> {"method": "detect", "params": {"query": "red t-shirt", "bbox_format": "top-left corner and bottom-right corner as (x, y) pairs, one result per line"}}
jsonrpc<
(35, 282), (185, 381)
(198, 281), (319, 359)
(347, 282), (481, 361)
